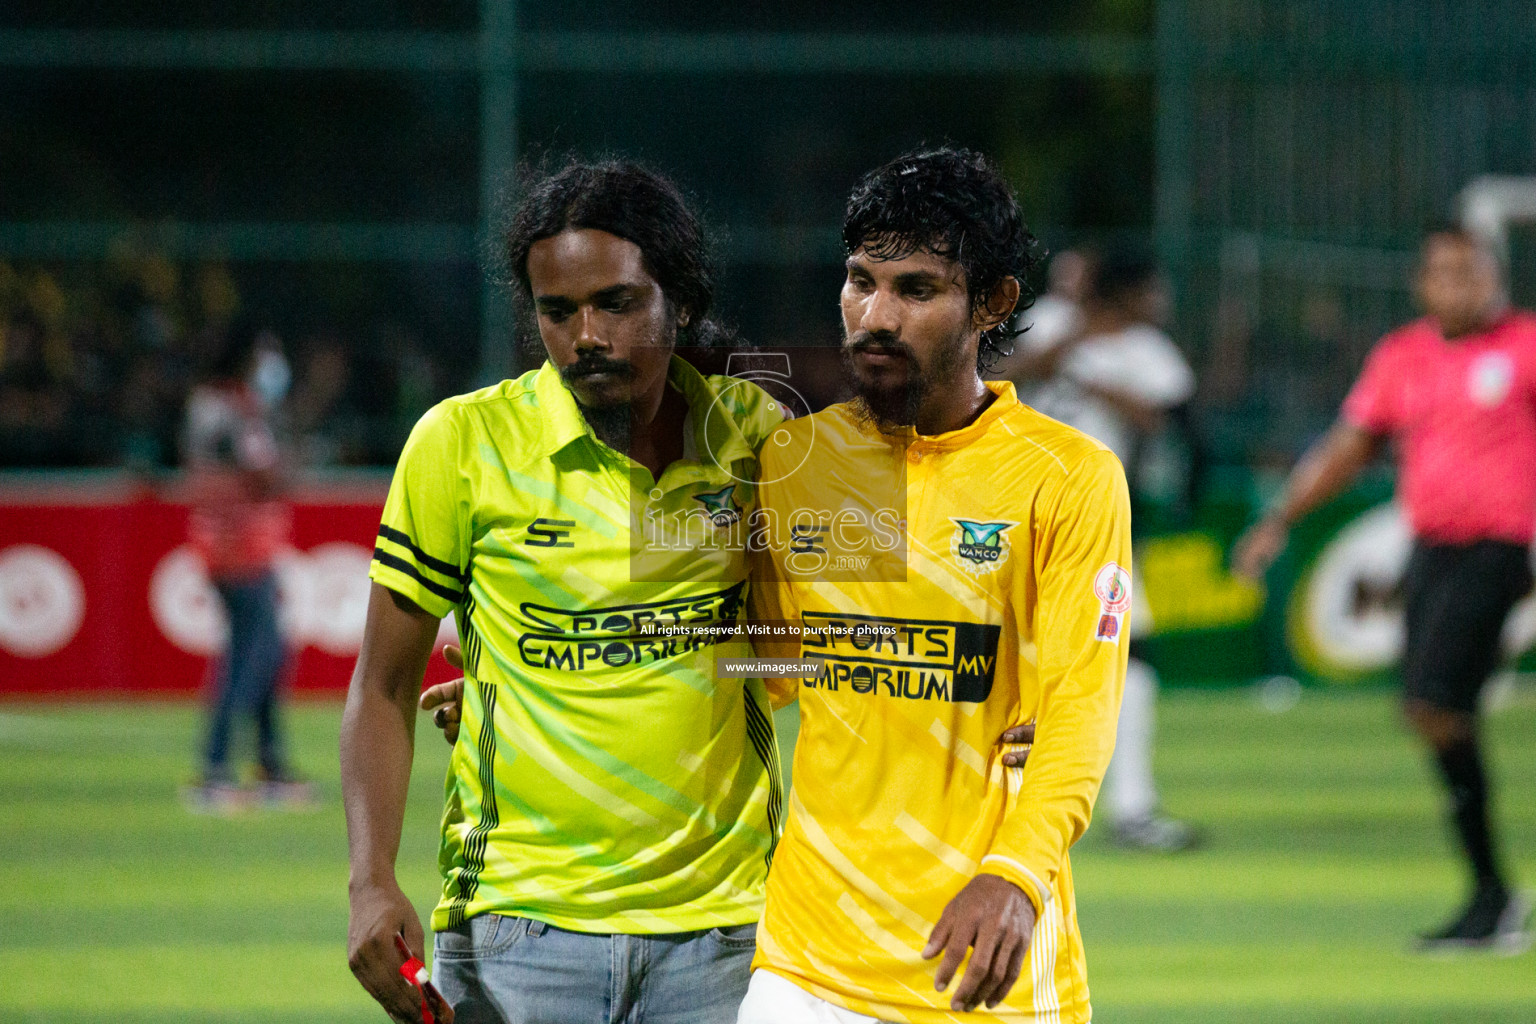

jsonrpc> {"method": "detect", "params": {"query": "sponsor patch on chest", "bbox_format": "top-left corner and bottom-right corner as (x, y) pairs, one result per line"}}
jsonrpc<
(949, 518), (1018, 576)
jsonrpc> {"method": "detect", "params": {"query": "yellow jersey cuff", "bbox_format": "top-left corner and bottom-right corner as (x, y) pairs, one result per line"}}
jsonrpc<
(978, 854), (1053, 916)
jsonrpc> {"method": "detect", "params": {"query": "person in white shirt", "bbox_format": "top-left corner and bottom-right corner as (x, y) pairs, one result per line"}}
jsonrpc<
(992, 245), (1198, 851)
(1010, 248), (1087, 377)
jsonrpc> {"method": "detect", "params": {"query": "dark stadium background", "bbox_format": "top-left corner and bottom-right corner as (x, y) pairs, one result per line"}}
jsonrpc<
(1, 1), (1160, 470)
(9, 1), (1535, 466)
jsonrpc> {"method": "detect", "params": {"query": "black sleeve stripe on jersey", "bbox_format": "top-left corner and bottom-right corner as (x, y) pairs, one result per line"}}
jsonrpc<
(377, 524), (468, 583)
(460, 571), (483, 679)
(742, 692), (783, 868)
(372, 548), (465, 604)
(445, 675), (499, 930)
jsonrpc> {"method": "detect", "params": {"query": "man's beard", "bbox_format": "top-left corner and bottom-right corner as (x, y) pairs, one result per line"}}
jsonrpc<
(559, 352), (637, 451)
(842, 330), (965, 432)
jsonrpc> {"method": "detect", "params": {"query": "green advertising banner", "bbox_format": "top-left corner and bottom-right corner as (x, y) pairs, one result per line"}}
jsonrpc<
(1139, 477), (1536, 687)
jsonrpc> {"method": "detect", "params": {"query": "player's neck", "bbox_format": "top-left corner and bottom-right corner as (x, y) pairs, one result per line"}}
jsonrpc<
(586, 380), (686, 477)
(1438, 302), (1508, 341)
(913, 375), (994, 437)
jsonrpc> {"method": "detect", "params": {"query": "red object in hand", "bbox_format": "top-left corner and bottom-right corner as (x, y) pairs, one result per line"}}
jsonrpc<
(395, 933), (454, 1024)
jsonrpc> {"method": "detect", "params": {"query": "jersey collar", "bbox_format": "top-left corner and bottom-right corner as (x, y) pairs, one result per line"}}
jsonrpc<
(668, 356), (756, 470)
(530, 356), (756, 470)
(859, 379), (1020, 453)
(531, 360), (596, 458)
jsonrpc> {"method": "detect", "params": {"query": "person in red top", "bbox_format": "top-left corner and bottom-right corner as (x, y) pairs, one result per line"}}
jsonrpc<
(1235, 225), (1535, 951)
(181, 317), (312, 812)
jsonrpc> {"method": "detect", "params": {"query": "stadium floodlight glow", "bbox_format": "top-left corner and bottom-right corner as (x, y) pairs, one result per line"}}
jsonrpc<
(1459, 175), (1536, 263)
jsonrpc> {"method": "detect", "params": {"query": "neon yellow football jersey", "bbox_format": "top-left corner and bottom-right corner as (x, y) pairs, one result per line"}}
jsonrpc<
(369, 356), (785, 934)
(748, 381), (1130, 1023)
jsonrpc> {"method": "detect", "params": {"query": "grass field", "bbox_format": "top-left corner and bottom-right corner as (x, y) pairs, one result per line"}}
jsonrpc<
(1, 687), (1533, 1023)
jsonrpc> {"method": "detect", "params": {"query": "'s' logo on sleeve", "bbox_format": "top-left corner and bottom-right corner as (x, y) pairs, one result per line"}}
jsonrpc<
(525, 518), (575, 548)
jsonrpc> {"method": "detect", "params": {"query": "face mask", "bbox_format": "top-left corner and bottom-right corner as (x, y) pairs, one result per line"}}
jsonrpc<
(251, 348), (291, 409)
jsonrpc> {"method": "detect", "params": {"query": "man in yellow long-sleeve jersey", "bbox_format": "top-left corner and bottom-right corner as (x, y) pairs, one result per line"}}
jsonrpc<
(740, 148), (1131, 1024)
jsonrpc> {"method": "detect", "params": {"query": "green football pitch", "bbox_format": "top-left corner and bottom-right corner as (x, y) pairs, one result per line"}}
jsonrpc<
(2, 687), (1533, 1023)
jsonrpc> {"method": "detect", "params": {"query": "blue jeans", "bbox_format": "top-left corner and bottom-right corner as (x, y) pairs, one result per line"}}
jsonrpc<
(432, 914), (757, 1024)
(202, 570), (289, 780)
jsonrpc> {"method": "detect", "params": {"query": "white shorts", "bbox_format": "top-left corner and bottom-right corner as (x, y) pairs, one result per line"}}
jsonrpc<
(736, 970), (891, 1024)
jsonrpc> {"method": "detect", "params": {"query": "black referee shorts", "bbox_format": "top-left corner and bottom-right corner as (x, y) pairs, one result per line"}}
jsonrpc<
(1401, 540), (1534, 714)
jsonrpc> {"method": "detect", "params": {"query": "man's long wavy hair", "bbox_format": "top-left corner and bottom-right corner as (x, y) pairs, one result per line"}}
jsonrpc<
(842, 147), (1041, 374)
(503, 159), (737, 351)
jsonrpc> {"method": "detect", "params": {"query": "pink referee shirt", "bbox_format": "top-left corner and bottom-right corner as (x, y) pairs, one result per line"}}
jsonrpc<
(1342, 311), (1536, 546)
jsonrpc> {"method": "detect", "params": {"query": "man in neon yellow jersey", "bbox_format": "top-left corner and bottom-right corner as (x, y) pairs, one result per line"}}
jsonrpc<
(341, 161), (785, 1024)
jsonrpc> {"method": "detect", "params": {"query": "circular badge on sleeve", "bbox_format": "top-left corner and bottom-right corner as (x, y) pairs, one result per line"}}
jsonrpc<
(1093, 562), (1133, 614)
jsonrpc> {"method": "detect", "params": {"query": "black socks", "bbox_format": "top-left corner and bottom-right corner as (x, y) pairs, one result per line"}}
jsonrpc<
(1433, 735), (1505, 894)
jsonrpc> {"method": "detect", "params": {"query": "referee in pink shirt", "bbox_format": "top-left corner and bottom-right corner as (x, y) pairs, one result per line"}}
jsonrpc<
(1236, 225), (1534, 952)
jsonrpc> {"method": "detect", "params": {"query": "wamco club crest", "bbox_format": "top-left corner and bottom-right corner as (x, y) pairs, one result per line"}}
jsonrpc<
(949, 518), (1017, 577)
(694, 484), (742, 527)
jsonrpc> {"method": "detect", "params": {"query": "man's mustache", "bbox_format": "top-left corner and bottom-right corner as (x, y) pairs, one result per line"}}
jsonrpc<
(560, 355), (635, 382)
(844, 332), (916, 361)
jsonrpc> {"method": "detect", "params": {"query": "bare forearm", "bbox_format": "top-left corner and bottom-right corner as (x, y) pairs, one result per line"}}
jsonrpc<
(1267, 423), (1381, 527)
(340, 583), (442, 890)
(340, 680), (419, 889)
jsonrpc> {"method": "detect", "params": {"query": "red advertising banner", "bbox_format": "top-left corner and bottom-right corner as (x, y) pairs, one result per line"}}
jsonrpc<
(0, 472), (455, 697)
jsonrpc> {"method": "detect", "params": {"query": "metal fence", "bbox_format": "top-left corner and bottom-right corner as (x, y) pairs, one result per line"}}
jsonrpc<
(7, 1), (1536, 467)
(1157, 0), (1536, 461)
(0, 3), (1155, 467)
(0, 4), (1152, 385)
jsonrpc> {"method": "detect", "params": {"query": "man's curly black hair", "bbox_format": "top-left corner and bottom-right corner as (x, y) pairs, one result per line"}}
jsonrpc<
(842, 147), (1041, 374)
(504, 159), (737, 350)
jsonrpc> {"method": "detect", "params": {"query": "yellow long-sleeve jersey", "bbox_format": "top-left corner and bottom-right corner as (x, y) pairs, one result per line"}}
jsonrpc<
(749, 382), (1130, 1024)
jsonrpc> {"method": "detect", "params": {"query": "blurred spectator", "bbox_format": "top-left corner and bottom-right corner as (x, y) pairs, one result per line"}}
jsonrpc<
(0, 252), (457, 470)
(994, 244), (1200, 852)
(0, 307), (74, 466)
(180, 315), (313, 813)
(994, 247), (1088, 389)
(288, 332), (353, 466)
